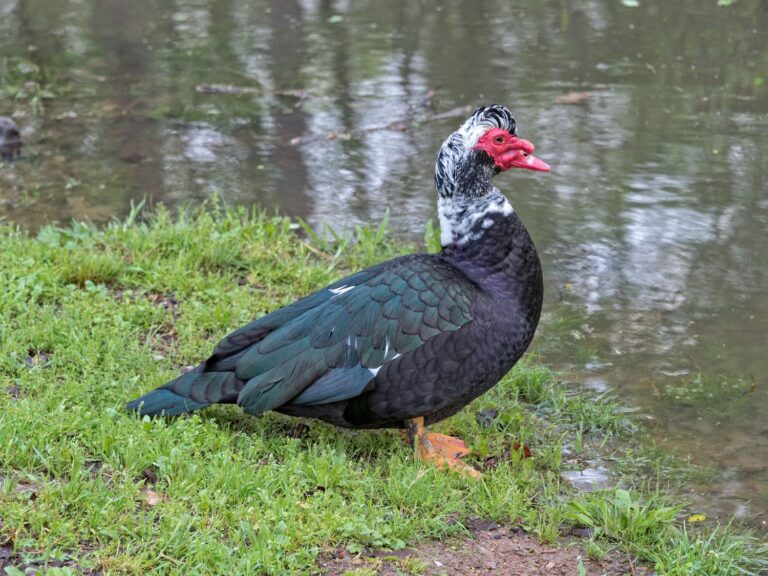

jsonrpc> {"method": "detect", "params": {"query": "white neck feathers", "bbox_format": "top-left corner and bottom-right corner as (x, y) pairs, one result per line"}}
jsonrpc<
(437, 190), (514, 247)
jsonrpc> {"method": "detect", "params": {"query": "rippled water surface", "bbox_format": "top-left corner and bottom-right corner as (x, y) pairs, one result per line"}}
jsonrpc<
(1, 0), (767, 526)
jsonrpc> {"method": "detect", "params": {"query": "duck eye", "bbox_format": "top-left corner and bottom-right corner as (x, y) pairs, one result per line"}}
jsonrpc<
(493, 135), (504, 145)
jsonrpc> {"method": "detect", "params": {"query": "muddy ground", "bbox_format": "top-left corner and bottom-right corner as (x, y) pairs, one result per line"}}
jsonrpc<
(318, 522), (649, 576)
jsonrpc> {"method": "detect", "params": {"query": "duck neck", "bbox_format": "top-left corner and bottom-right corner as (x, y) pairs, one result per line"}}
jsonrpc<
(439, 190), (543, 322)
(437, 188), (513, 248)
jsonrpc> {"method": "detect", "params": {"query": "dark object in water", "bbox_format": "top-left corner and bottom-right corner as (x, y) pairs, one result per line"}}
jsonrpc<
(0, 116), (22, 161)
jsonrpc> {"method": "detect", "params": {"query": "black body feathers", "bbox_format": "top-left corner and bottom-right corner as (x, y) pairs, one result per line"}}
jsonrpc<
(126, 213), (542, 429)
(127, 105), (544, 430)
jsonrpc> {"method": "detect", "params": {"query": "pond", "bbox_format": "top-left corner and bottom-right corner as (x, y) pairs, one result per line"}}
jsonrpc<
(1, 0), (767, 527)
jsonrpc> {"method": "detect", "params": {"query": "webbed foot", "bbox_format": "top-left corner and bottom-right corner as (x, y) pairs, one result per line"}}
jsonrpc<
(404, 417), (481, 479)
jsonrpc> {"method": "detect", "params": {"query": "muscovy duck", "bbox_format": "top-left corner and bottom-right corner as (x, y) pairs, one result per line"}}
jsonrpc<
(127, 104), (550, 476)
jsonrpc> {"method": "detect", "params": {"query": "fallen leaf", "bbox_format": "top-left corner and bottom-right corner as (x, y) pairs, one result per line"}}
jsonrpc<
(144, 490), (164, 506)
(512, 443), (532, 458)
(556, 92), (592, 105)
(687, 514), (706, 523)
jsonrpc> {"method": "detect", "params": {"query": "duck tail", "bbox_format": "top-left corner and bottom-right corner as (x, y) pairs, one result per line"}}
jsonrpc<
(126, 370), (242, 417)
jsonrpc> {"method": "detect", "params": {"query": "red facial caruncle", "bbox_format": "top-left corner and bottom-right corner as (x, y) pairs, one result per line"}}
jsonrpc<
(473, 128), (551, 173)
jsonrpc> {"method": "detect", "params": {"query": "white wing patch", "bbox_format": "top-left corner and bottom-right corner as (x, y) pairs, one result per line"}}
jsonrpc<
(367, 353), (402, 378)
(329, 284), (355, 296)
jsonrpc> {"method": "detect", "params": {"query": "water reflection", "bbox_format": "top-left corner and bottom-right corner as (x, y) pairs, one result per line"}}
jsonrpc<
(1, 0), (767, 525)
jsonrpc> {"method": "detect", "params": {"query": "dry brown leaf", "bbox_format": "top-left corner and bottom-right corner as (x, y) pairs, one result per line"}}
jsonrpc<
(144, 489), (164, 506)
(556, 91), (592, 105)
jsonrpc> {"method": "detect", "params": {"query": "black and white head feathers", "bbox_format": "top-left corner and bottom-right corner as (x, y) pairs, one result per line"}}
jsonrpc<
(434, 105), (517, 199)
(434, 105), (518, 247)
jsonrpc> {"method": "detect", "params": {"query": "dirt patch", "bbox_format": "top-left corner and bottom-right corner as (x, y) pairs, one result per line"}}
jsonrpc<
(145, 291), (180, 317)
(25, 348), (54, 369)
(1, 523), (98, 576)
(4, 383), (23, 400)
(318, 524), (649, 576)
(0, 542), (100, 576)
(141, 330), (178, 360)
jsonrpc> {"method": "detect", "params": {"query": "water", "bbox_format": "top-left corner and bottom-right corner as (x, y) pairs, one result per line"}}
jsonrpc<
(1, 0), (767, 526)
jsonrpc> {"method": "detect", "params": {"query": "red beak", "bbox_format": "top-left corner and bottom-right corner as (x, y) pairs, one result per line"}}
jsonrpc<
(500, 137), (551, 173)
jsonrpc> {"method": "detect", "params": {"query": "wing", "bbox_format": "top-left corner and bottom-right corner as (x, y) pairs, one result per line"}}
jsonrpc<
(204, 265), (388, 366)
(225, 254), (477, 415)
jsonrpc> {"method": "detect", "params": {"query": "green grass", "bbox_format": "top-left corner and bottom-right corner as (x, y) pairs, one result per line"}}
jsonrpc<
(0, 57), (57, 113)
(566, 488), (679, 552)
(565, 490), (768, 574)
(659, 371), (754, 407)
(0, 203), (765, 574)
(649, 523), (768, 576)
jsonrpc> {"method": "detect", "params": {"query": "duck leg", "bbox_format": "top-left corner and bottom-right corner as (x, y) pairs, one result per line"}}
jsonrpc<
(404, 417), (481, 478)
(399, 428), (472, 458)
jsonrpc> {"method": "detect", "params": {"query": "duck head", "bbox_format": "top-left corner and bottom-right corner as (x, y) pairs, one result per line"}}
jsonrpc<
(434, 105), (550, 247)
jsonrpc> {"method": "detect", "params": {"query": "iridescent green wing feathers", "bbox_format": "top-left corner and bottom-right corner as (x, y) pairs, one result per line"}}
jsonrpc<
(127, 254), (477, 417)
(230, 254), (475, 415)
(204, 265), (387, 366)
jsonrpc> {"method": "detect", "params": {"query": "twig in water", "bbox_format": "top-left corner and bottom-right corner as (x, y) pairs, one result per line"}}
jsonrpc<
(196, 84), (311, 99)
(289, 105), (473, 146)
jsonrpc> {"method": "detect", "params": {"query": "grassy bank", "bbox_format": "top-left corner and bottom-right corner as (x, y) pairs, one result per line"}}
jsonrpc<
(0, 204), (765, 575)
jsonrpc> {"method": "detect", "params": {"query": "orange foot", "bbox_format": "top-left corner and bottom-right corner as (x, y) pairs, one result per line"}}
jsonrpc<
(404, 417), (481, 478)
(401, 429), (472, 458)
